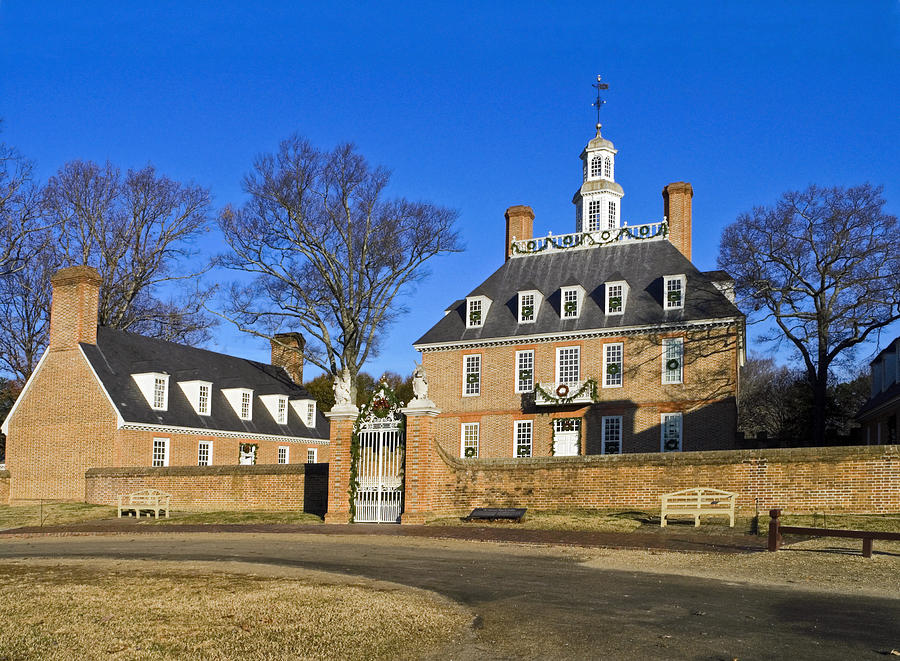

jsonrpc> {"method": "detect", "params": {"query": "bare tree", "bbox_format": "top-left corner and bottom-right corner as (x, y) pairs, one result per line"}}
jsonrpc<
(219, 136), (461, 400)
(0, 139), (46, 276)
(44, 160), (216, 345)
(718, 184), (900, 443)
(0, 237), (54, 384)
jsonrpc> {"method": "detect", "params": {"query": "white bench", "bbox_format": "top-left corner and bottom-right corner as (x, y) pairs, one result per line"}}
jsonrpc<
(660, 487), (737, 528)
(117, 489), (172, 519)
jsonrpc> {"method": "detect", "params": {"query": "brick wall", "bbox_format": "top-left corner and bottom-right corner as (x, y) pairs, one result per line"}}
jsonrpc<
(85, 463), (328, 514)
(410, 442), (900, 516)
(0, 470), (9, 505)
(422, 324), (740, 458)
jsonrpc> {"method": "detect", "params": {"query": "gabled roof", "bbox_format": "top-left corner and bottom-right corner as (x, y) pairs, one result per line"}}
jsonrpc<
(856, 381), (900, 420)
(415, 239), (742, 347)
(81, 327), (328, 439)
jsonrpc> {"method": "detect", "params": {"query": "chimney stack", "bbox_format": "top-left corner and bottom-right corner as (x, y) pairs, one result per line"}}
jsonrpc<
(662, 182), (693, 261)
(49, 265), (102, 350)
(505, 205), (535, 261)
(271, 332), (305, 384)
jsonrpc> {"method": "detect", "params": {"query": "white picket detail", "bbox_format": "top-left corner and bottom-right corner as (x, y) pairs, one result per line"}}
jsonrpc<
(354, 427), (403, 523)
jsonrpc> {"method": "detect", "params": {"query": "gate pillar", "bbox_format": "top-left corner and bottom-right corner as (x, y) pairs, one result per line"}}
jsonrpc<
(324, 407), (358, 523)
(400, 403), (440, 524)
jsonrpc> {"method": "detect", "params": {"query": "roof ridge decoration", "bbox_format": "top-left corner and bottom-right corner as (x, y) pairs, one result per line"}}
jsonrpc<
(510, 220), (667, 257)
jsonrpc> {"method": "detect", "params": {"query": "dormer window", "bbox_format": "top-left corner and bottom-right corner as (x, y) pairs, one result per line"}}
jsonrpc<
(605, 281), (628, 315)
(465, 295), (491, 328)
(664, 275), (686, 310)
(132, 372), (170, 411)
(276, 396), (287, 424)
(178, 380), (213, 416)
(561, 286), (584, 319)
(518, 290), (543, 324)
(305, 401), (316, 426)
(290, 398), (317, 427)
(223, 388), (254, 421)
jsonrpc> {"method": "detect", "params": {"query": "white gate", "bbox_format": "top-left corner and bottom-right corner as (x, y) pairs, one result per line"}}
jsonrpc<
(353, 385), (404, 523)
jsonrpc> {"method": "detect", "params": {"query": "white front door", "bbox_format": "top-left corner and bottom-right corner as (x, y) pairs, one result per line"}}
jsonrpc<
(553, 431), (579, 456)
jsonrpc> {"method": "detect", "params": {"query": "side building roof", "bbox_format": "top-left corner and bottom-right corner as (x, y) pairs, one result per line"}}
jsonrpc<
(415, 239), (743, 347)
(80, 326), (329, 441)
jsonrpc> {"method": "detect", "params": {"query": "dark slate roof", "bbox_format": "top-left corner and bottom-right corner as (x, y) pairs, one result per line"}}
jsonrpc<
(701, 270), (733, 282)
(415, 239), (743, 346)
(856, 381), (900, 419)
(81, 327), (328, 439)
(869, 336), (899, 366)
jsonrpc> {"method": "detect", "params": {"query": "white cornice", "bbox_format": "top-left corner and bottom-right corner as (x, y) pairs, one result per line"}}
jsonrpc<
(413, 317), (742, 353)
(118, 421), (329, 445)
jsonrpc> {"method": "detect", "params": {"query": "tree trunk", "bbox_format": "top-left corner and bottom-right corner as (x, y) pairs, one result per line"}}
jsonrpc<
(811, 364), (828, 445)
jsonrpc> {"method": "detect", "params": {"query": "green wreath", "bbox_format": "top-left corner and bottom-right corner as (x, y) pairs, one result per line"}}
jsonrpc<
(469, 310), (482, 325)
(667, 290), (681, 303)
(519, 369), (532, 381)
(466, 373), (479, 384)
(608, 296), (622, 310)
(464, 446), (477, 458)
(607, 363), (620, 375)
(564, 301), (577, 314)
(666, 358), (680, 371)
(521, 305), (534, 318)
(664, 438), (680, 451)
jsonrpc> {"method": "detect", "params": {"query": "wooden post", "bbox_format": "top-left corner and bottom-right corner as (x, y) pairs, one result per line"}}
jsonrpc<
(767, 508), (782, 552)
(862, 537), (873, 558)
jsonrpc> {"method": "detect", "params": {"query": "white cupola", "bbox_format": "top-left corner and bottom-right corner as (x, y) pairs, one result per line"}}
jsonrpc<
(573, 124), (624, 233)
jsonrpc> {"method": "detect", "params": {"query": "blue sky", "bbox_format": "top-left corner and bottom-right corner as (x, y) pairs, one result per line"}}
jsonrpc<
(2, 2), (898, 379)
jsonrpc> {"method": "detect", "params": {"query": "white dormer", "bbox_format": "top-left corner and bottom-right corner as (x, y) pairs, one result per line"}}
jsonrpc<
(178, 380), (213, 416)
(517, 290), (544, 324)
(222, 388), (254, 421)
(466, 295), (492, 328)
(291, 398), (317, 427)
(260, 394), (289, 424)
(560, 285), (586, 319)
(663, 274), (686, 310)
(605, 281), (628, 315)
(132, 372), (169, 411)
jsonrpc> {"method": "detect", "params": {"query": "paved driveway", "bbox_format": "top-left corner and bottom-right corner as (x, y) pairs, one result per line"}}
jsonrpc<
(1, 532), (897, 659)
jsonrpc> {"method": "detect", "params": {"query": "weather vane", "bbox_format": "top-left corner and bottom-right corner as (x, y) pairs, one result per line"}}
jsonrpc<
(592, 74), (609, 129)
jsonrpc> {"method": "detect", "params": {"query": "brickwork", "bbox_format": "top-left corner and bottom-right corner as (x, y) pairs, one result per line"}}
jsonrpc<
(400, 407), (440, 524)
(0, 471), (9, 505)
(504, 205), (534, 261)
(422, 324), (739, 459)
(663, 182), (693, 261)
(412, 443), (900, 516)
(84, 463), (328, 514)
(324, 412), (356, 523)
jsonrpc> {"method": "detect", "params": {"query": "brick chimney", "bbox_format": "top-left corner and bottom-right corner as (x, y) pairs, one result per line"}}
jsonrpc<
(662, 182), (693, 261)
(49, 265), (102, 350)
(505, 205), (534, 261)
(271, 332), (305, 384)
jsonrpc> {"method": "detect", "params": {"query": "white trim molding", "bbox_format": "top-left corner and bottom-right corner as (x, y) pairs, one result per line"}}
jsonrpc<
(118, 421), (329, 445)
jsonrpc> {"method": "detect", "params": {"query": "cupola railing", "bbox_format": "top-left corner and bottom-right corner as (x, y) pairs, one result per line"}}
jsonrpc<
(510, 220), (667, 258)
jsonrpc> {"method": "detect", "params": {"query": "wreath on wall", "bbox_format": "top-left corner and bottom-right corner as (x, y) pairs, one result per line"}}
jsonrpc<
(564, 301), (578, 314)
(664, 438), (680, 451)
(534, 379), (598, 406)
(469, 310), (481, 325)
(466, 373), (479, 384)
(666, 358), (680, 371)
(667, 290), (682, 304)
(521, 305), (534, 318)
(556, 384), (570, 398)
(608, 296), (622, 310)
(464, 446), (477, 458)
(606, 363), (621, 375)
(238, 443), (259, 465)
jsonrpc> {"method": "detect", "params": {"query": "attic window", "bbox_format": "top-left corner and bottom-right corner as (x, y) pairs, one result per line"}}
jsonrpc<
(222, 388), (254, 421)
(305, 401), (316, 427)
(465, 295), (491, 329)
(518, 290), (543, 324)
(276, 396), (288, 424)
(289, 398), (317, 427)
(132, 372), (170, 412)
(561, 286), (584, 319)
(605, 281), (627, 315)
(241, 392), (252, 419)
(198, 384), (210, 415)
(664, 275), (686, 310)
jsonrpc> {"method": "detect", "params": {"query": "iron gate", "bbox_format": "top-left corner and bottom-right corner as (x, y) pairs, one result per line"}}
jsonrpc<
(353, 384), (404, 523)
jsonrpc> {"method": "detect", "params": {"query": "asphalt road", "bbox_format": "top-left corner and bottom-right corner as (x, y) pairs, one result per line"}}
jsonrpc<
(1, 532), (897, 660)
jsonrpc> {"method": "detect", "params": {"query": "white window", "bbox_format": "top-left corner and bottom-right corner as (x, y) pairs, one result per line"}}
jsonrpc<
(557, 346), (580, 386)
(562, 288), (579, 318)
(461, 422), (479, 458)
(514, 420), (533, 458)
(664, 275), (685, 309)
(661, 413), (683, 452)
(590, 155), (602, 178)
(516, 350), (534, 393)
(198, 384), (210, 415)
(152, 377), (166, 409)
(604, 157), (611, 178)
(606, 282), (625, 315)
(662, 337), (684, 384)
(607, 200), (617, 229)
(307, 447), (317, 463)
(198, 441), (212, 466)
(240, 391), (252, 419)
(305, 401), (316, 427)
(601, 416), (622, 454)
(603, 343), (623, 388)
(223, 388), (254, 420)
(278, 446), (289, 464)
(152, 438), (169, 467)
(276, 396), (288, 424)
(463, 354), (481, 396)
(588, 199), (602, 231)
(519, 292), (535, 323)
(467, 298), (483, 328)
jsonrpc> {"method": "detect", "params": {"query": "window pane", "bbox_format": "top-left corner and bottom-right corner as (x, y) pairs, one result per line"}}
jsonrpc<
(516, 350), (534, 393)
(519, 293), (535, 322)
(602, 416), (622, 454)
(462, 423), (479, 458)
(663, 338), (684, 384)
(563, 289), (579, 318)
(604, 343), (623, 387)
(662, 413), (682, 451)
(515, 421), (532, 458)
(557, 347), (580, 385)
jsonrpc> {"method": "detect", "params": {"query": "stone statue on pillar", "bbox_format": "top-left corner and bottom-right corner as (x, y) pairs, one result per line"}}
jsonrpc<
(330, 367), (357, 414)
(406, 362), (436, 409)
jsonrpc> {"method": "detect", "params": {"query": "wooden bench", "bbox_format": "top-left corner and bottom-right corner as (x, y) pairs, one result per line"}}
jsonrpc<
(117, 489), (171, 519)
(768, 509), (900, 558)
(464, 507), (527, 522)
(660, 487), (736, 527)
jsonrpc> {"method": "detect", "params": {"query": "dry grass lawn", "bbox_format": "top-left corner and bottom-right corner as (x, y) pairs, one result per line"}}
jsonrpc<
(144, 510), (324, 525)
(0, 562), (471, 660)
(0, 503), (116, 530)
